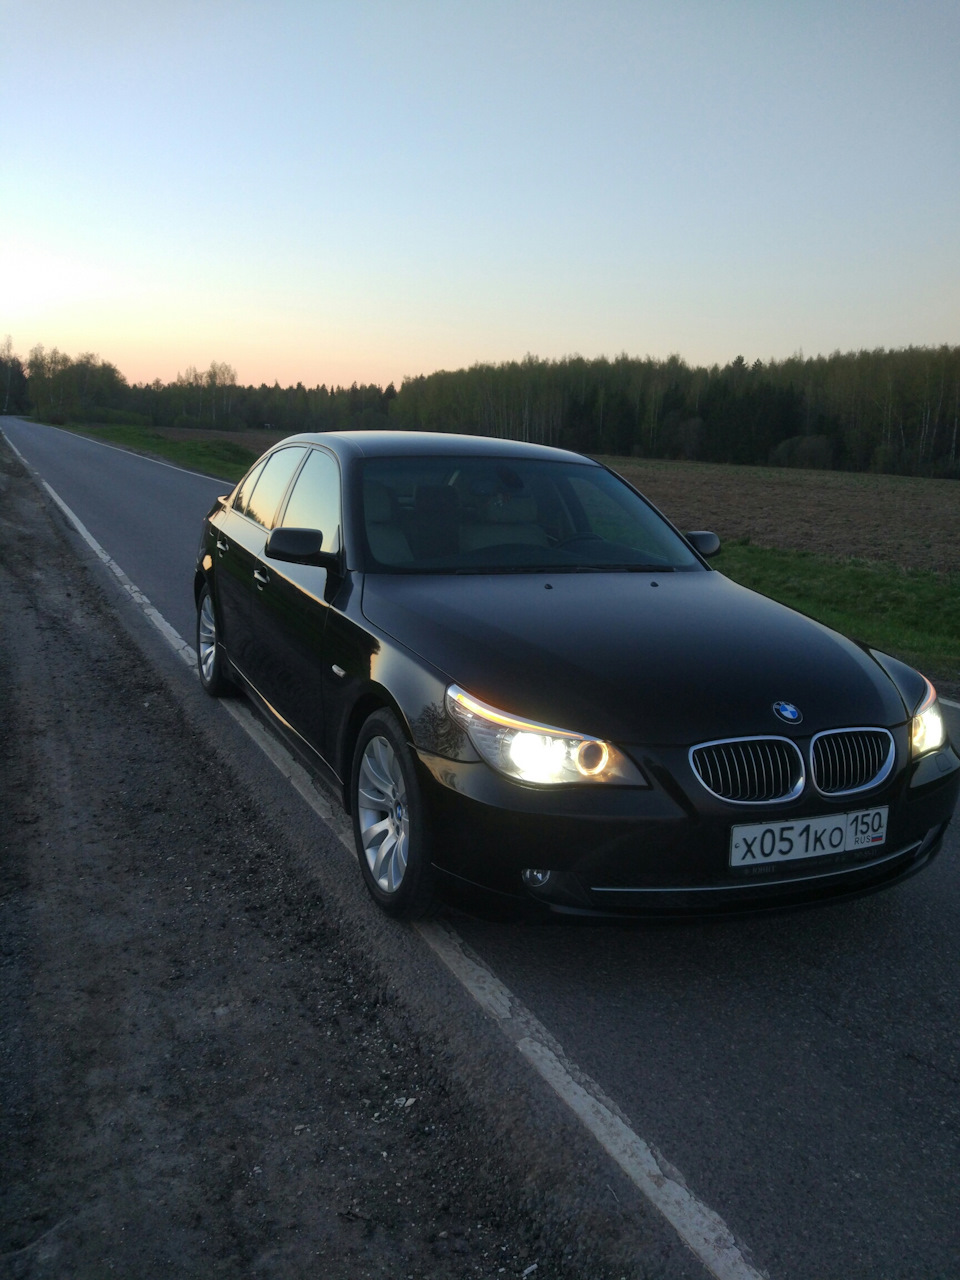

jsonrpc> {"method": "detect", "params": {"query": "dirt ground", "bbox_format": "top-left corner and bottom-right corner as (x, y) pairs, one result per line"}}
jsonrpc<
(600, 456), (960, 575)
(0, 446), (644, 1279)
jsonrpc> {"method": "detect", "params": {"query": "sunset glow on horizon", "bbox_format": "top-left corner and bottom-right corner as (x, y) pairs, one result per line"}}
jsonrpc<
(3, 1), (958, 390)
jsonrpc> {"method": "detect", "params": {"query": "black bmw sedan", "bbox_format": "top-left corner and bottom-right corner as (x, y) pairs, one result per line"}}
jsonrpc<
(194, 431), (958, 918)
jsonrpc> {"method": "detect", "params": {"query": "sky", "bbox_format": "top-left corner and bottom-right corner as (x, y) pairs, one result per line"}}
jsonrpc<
(2, 0), (958, 389)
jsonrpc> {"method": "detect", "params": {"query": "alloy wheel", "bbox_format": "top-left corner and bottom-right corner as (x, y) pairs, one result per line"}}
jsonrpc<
(198, 592), (218, 685)
(357, 735), (409, 893)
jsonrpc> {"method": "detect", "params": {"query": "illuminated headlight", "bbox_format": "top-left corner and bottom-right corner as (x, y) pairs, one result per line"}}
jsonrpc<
(911, 677), (945, 757)
(445, 685), (647, 786)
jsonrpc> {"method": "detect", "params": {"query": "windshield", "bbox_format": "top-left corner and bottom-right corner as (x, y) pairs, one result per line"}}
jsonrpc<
(359, 456), (702, 573)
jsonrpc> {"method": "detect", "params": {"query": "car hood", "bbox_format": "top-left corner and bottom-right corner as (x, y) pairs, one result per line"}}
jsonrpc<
(360, 570), (909, 746)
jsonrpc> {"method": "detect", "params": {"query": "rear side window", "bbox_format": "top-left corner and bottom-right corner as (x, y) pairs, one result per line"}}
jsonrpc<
(233, 459), (266, 514)
(279, 448), (341, 553)
(245, 447), (307, 529)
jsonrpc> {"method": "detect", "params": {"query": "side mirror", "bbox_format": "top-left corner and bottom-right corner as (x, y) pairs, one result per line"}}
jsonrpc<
(265, 527), (340, 570)
(685, 530), (721, 558)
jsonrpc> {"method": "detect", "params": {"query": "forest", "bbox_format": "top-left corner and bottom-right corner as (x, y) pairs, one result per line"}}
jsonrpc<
(2, 337), (958, 478)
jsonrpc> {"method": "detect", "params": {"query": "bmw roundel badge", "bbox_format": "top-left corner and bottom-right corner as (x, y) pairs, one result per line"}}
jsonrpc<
(773, 701), (803, 725)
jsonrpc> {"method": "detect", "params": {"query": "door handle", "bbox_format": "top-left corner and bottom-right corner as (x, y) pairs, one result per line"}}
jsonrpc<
(216, 538), (229, 554)
(253, 568), (270, 587)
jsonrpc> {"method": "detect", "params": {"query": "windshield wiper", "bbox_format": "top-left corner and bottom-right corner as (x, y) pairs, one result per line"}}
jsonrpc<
(447, 563), (677, 575)
(450, 566), (551, 575)
(603, 563), (676, 572)
(541, 563), (676, 574)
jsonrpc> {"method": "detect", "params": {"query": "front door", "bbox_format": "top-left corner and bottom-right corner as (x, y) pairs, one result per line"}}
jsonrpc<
(248, 447), (342, 757)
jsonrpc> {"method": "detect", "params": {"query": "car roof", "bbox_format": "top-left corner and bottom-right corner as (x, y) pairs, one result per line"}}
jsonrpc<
(271, 430), (598, 465)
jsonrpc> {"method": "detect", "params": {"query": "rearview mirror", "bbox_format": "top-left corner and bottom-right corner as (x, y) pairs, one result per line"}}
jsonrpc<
(685, 530), (721, 558)
(265, 527), (339, 569)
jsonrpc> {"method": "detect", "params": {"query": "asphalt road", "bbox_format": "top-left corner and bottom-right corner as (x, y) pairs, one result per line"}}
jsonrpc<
(4, 416), (960, 1280)
(0, 418), (227, 643)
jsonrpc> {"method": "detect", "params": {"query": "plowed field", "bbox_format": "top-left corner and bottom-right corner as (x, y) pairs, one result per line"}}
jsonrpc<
(600, 457), (960, 575)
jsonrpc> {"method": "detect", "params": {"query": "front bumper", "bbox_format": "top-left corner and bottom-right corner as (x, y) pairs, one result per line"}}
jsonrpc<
(417, 741), (960, 915)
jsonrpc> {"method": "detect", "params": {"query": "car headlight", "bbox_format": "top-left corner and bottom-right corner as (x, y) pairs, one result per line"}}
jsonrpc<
(445, 685), (647, 786)
(911, 677), (945, 757)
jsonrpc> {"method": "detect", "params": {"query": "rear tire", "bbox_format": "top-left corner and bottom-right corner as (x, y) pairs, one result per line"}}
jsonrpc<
(351, 709), (437, 919)
(196, 583), (233, 697)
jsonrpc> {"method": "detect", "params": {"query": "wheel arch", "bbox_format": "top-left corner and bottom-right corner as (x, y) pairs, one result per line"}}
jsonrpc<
(339, 685), (414, 814)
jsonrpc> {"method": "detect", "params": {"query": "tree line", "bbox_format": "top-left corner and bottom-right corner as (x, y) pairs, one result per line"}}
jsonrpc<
(2, 337), (958, 478)
(5, 344), (398, 436)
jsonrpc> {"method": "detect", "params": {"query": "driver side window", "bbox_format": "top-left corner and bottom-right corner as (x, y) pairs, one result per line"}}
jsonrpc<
(279, 448), (342, 553)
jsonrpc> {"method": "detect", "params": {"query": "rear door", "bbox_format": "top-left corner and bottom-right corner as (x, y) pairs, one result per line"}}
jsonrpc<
(214, 446), (306, 682)
(210, 458), (265, 672)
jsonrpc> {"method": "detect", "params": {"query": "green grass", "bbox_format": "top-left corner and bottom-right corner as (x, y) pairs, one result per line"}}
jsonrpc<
(51, 422), (258, 481)
(715, 541), (960, 682)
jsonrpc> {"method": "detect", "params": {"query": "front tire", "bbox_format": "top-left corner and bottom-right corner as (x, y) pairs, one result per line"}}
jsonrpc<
(351, 709), (437, 919)
(196, 583), (233, 697)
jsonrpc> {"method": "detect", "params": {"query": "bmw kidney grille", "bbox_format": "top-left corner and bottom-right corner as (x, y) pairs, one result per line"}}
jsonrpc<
(691, 728), (896, 803)
(690, 738), (805, 803)
(810, 728), (895, 795)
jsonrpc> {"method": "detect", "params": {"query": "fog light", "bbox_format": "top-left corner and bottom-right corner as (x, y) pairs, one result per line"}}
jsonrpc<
(522, 868), (552, 888)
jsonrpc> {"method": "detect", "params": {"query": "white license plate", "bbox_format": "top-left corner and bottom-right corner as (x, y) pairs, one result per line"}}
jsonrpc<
(729, 806), (888, 867)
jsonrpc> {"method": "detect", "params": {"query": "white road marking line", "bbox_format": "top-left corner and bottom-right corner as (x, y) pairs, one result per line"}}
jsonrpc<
(417, 922), (766, 1280)
(942, 698), (960, 710)
(7, 437), (769, 1280)
(522, 1037), (754, 1280)
(4, 433), (196, 666)
(43, 479), (197, 668)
